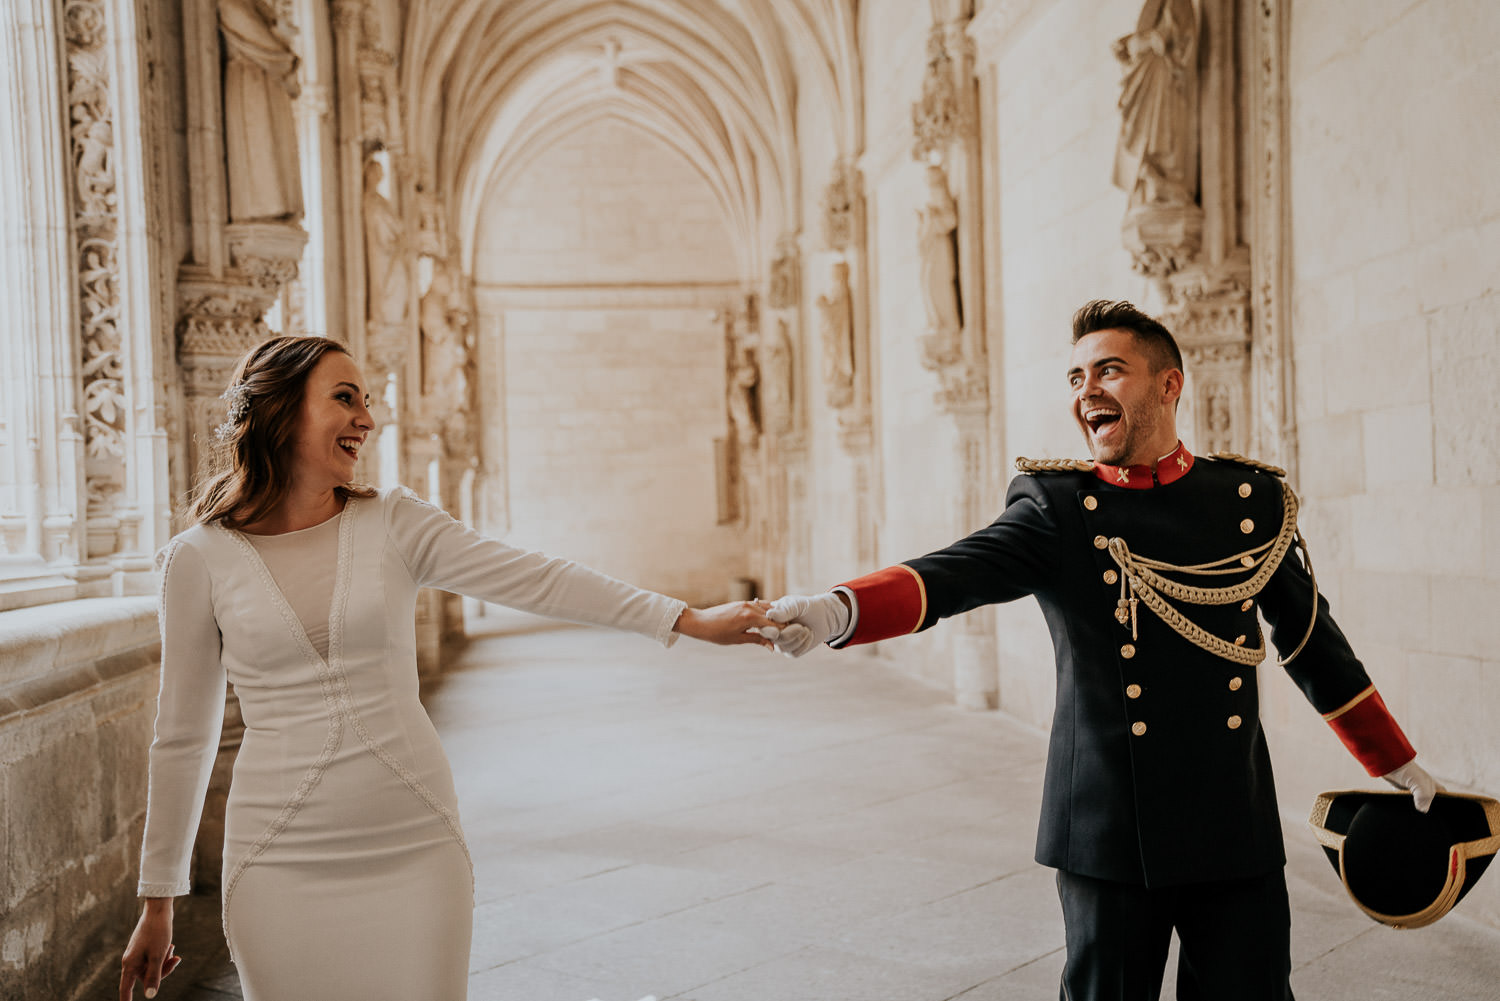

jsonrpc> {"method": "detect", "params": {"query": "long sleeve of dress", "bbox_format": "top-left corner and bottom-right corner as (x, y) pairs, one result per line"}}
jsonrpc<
(386, 489), (687, 647)
(138, 539), (227, 896)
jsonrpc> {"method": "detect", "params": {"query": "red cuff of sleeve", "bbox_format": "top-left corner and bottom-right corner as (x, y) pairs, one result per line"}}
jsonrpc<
(1323, 686), (1417, 776)
(835, 564), (927, 647)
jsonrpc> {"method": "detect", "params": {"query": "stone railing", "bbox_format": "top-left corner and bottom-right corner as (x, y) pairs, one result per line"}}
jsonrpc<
(0, 597), (160, 1001)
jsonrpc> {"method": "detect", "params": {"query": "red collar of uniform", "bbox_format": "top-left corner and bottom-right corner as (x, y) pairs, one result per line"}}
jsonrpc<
(1092, 442), (1194, 489)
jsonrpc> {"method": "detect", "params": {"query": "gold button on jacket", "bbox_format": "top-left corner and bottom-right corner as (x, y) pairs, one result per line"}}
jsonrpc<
(1120, 643), (1136, 659)
(1126, 684), (1142, 699)
(1084, 496), (1099, 511)
(1132, 721), (1148, 736)
(1227, 715), (1243, 730)
(1228, 677), (1243, 691)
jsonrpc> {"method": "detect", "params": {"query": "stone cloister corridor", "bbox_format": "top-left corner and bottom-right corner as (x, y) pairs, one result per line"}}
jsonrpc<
(3, 0), (1500, 998)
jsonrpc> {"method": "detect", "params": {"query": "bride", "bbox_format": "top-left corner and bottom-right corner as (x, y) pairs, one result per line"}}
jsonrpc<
(119, 335), (776, 1000)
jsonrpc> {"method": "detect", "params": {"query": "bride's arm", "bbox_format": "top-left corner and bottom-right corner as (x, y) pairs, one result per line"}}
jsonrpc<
(386, 489), (773, 647)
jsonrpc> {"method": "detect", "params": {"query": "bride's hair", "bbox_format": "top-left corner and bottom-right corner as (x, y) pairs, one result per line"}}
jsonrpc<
(189, 335), (377, 528)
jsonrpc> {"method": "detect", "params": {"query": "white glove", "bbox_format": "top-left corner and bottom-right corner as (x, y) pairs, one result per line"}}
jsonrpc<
(1382, 758), (1441, 813)
(764, 593), (851, 657)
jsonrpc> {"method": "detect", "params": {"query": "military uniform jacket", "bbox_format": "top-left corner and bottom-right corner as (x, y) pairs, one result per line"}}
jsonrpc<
(834, 448), (1415, 888)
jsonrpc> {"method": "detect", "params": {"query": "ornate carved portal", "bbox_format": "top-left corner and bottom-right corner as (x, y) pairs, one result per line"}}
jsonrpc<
(1110, 0), (1292, 469)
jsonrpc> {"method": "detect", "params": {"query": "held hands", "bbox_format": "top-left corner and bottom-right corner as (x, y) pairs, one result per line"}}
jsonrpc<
(1381, 758), (1441, 813)
(673, 601), (780, 647)
(119, 899), (181, 1000)
(763, 593), (851, 657)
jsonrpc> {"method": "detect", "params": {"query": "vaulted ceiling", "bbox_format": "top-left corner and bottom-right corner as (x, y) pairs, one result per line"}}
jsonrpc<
(399, 0), (865, 277)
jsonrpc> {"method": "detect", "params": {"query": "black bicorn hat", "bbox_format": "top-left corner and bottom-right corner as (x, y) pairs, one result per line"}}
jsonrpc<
(1309, 790), (1500, 929)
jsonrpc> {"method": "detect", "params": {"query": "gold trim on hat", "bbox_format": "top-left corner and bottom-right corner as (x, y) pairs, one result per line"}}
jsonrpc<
(1308, 790), (1500, 930)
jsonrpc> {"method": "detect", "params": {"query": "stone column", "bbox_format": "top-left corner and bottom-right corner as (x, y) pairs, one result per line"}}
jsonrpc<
(756, 236), (802, 598)
(333, 0), (366, 355)
(818, 157), (881, 573)
(913, 8), (996, 710)
(175, 0), (308, 890)
(0, 0), (86, 600)
(1249, 0), (1295, 473)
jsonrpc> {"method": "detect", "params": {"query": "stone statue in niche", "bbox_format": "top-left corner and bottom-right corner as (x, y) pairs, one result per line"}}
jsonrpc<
(821, 162), (857, 251)
(818, 260), (855, 410)
(727, 322), (761, 449)
(917, 164), (962, 366)
(1111, 0), (1197, 211)
(74, 117), (115, 219)
(363, 157), (409, 326)
(420, 260), (467, 410)
(1204, 382), (1232, 454)
(219, 0), (303, 222)
(911, 29), (964, 161)
(761, 318), (794, 436)
(768, 248), (799, 310)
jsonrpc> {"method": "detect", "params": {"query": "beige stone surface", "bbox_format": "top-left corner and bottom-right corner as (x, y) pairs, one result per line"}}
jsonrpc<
(0, 600), (158, 1001)
(474, 119), (737, 287)
(145, 623), (1500, 1001)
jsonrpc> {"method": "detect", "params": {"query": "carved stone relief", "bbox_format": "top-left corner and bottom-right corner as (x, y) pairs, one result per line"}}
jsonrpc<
(359, 47), (398, 149)
(820, 159), (860, 251)
(768, 239), (799, 310)
(420, 257), (474, 447)
(817, 260), (856, 410)
(64, 0), (127, 557)
(176, 279), (275, 480)
(726, 299), (761, 449)
(219, 0), (303, 223)
(714, 297), (765, 526)
(761, 319), (795, 438)
(1111, 0), (1202, 280)
(910, 16), (988, 420)
(918, 163), (962, 367)
(912, 25), (975, 161)
(1164, 271), (1252, 457)
(363, 156), (410, 334)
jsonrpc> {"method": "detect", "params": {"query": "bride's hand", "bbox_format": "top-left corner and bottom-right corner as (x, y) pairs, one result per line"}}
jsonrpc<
(674, 601), (779, 647)
(120, 899), (182, 1000)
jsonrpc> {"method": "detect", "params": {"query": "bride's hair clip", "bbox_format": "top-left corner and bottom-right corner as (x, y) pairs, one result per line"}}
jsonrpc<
(215, 382), (252, 441)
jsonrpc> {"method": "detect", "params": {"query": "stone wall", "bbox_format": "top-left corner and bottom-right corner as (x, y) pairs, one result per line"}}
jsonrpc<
(493, 304), (748, 603)
(1271, 0), (1500, 927)
(0, 598), (160, 1000)
(473, 118), (748, 604)
(473, 118), (739, 286)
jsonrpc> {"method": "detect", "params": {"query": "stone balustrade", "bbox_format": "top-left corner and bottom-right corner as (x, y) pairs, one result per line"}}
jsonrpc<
(0, 597), (160, 1000)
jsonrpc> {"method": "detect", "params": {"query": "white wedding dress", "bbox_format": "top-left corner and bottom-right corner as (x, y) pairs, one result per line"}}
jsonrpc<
(138, 488), (685, 1000)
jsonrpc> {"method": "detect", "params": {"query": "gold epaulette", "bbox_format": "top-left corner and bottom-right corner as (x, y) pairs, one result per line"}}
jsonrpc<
(1015, 457), (1093, 474)
(1208, 452), (1286, 478)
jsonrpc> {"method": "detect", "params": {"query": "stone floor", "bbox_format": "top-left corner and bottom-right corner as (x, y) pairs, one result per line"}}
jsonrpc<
(150, 615), (1500, 1001)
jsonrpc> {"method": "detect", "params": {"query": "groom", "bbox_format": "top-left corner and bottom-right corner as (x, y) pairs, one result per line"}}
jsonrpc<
(763, 299), (1436, 1001)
